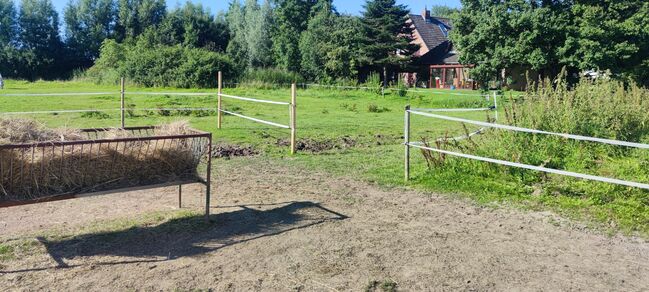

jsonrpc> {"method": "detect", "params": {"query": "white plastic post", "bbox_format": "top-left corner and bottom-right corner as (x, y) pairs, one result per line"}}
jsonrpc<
(404, 105), (411, 182)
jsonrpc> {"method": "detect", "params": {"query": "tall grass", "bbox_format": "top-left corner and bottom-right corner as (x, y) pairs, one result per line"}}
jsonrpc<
(421, 76), (649, 234)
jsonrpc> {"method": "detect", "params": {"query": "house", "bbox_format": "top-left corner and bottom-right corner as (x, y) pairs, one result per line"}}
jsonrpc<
(403, 9), (476, 89)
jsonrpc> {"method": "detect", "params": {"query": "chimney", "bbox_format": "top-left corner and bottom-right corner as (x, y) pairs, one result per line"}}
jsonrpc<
(423, 7), (430, 20)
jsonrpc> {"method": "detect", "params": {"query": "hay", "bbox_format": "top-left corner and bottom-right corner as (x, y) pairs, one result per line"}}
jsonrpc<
(0, 119), (208, 202)
(0, 118), (83, 144)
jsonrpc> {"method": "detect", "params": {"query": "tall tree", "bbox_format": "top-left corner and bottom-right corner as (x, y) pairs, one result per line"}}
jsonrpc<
(0, 0), (17, 45)
(429, 5), (459, 18)
(360, 0), (418, 83)
(18, 0), (64, 79)
(452, 0), (571, 86)
(272, 0), (317, 72)
(245, 0), (274, 68)
(225, 0), (248, 71)
(562, 0), (649, 86)
(64, 0), (116, 66)
(115, 0), (165, 41)
(300, 0), (359, 81)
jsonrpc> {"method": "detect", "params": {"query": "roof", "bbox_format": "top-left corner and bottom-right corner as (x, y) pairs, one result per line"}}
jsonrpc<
(409, 14), (452, 52)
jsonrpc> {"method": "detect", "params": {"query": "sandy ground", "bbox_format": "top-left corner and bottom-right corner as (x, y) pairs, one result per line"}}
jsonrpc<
(1, 157), (648, 291)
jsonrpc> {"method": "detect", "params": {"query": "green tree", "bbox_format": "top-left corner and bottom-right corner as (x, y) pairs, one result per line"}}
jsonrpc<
(225, 0), (248, 71)
(115, 0), (165, 41)
(360, 0), (418, 84)
(300, 0), (359, 81)
(64, 0), (116, 66)
(146, 2), (228, 51)
(245, 0), (274, 68)
(451, 0), (571, 87)
(272, 0), (317, 72)
(0, 0), (17, 45)
(18, 0), (64, 79)
(429, 5), (459, 18)
(562, 0), (649, 86)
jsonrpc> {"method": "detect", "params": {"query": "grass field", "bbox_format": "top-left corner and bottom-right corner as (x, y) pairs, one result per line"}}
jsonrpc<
(1, 79), (647, 236)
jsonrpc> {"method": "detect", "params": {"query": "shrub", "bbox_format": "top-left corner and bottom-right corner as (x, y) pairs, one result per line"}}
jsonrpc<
(81, 40), (235, 88)
(367, 103), (390, 113)
(362, 72), (383, 95)
(420, 76), (649, 233)
(239, 68), (304, 88)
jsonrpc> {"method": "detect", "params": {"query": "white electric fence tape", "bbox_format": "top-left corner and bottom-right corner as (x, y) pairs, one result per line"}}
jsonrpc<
(411, 107), (493, 112)
(1, 108), (216, 115)
(127, 92), (214, 96)
(407, 142), (649, 190)
(0, 92), (116, 97)
(219, 109), (289, 129)
(408, 110), (649, 149)
(219, 93), (290, 105)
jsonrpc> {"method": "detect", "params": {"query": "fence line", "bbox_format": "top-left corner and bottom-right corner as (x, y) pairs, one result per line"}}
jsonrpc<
(218, 93), (290, 105)
(219, 109), (290, 129)
(217, 72), (297, 154)
(0, 92), (116, 97)
(408, 109), (649, 149)
(0, 108), (217, 115)
(403, 105), (649, 190)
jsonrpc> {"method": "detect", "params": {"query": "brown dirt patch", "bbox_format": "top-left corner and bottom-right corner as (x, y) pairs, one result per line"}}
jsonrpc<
(1, 157), (648, 291)
(211, 143), (258, 159)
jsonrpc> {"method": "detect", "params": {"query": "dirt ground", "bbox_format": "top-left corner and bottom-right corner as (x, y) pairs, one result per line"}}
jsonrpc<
(1, 157), (648, 291)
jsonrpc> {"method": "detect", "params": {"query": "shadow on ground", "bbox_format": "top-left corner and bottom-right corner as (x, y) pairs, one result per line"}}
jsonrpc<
(3, 201), (347, 272)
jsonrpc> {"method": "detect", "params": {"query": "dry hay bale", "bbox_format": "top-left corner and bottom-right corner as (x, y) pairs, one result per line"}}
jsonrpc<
(0, 119), (206, 202)
(0, 118), (83, 144)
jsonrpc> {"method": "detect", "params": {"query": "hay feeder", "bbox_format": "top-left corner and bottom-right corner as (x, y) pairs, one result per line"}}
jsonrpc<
(0, 126), (213, 221)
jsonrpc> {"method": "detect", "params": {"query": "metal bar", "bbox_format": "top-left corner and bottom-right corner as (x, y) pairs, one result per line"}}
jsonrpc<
(218, 109), (290, 129)
(205, 134), (212, 223)
(120, 77), (125, 128)
(406, 142), (649, 190)
(218, 93), (290, 105)
(404, 105), (411, 182)
(178, 184), (182, 209)
(0, 132), (211, 149)
(0, 109), (121, 115)
(0, 180), (204, 208)
(407, 110), (649, 149)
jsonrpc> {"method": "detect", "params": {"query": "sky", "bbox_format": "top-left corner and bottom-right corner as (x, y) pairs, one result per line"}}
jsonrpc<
(46, 0), (462, 16)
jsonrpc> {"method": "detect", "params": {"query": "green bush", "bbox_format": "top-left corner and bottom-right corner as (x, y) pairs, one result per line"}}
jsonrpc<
(81, 39), (235, 88)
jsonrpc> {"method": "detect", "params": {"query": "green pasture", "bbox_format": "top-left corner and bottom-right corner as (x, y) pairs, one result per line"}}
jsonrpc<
(1, 79), (646, 236)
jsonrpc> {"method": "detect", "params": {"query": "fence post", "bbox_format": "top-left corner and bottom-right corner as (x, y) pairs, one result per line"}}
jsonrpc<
(217, 71), (222, 129)
(404, 105), (411, 182)
(290, 83), (297, 154)
(493, 91), (498, 121)
(120, 77), (125, 128)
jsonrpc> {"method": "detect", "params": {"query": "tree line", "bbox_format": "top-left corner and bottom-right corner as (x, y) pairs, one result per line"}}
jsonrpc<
(0, 0), (417, 86)
(1, 0), (647, 88)
(452, 0), (649, 87)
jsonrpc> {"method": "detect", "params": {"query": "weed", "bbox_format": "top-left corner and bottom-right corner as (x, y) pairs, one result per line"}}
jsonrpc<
(80, 111), (110, 119)
(368, 103), (390, 113)
(341, 103), (358, 112)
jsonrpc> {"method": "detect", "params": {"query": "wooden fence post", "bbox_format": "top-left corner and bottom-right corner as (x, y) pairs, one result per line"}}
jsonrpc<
(120, 77), (125, 128)
(217, 71), (222, 129)
(290, 83), (297, 154)
(404, 105), (411, 182)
